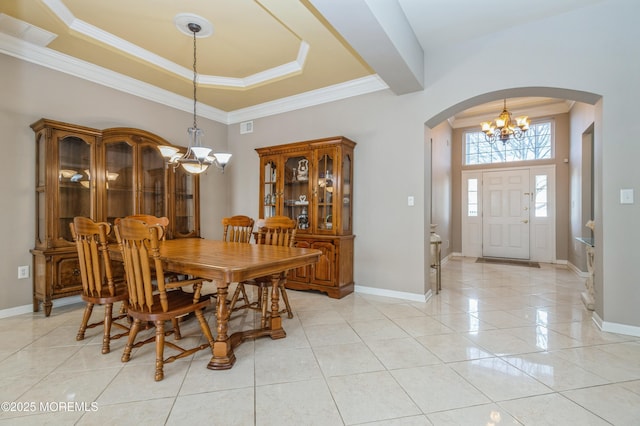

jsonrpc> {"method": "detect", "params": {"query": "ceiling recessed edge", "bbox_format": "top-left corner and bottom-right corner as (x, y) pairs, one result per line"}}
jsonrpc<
(1, 33), (386, 125)
(42, 0), (310, 88)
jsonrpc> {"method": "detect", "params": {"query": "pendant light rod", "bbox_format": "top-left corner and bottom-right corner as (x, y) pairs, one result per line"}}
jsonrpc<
(189, 22), (200, 131)
(158, 14), (232, 174)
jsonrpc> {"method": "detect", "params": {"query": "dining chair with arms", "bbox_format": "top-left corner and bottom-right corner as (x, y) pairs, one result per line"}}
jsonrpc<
(114, 218), (215, 381)
(70, 217), (129, 354)
(229, 215), (297, 326)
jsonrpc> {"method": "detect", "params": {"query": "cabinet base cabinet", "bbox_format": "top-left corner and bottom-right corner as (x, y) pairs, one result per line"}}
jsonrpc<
(31, 248), (84, 317)
(287, 235), (354, 299)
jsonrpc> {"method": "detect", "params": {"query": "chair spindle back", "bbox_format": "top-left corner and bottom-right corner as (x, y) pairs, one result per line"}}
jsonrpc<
(222, 215), (255, 243)
(115, 218), (168, 312)
(70, 217), (115, 297)
(256, 215), (297, 247)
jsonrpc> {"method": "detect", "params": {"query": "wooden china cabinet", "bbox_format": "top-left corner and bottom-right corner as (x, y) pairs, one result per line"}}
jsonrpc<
(30, 119), (200, 316)
(256, 136), (355, 298)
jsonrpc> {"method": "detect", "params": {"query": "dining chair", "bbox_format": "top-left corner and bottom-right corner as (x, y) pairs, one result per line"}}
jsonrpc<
(229, 215), (296, 326)
(220, 215), (256, 312)
(70, 217), (129, 354)
(114, 218), (215, 381)
(116, 214), (184, 333)
(223, 215), (255, 243)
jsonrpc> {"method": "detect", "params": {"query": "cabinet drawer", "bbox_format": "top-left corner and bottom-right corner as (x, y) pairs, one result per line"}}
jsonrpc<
(55, 257), (83, 293)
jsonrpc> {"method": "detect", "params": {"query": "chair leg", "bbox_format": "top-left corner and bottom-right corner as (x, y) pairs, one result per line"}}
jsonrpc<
(102, 303), (113, 354)
(76, 302), (94, 341)
(239, 284), (251, 308)
(172, 318), (182, 340)
(227, 283), (243, 313)
(154, 320), (165, 381)
(122, 319), (141, 362)
(279, 283), (294, 319)
(195, 309), (215, 353)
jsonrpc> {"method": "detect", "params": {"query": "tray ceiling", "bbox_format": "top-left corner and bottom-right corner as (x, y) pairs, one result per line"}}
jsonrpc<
(0, 0), (600, 124)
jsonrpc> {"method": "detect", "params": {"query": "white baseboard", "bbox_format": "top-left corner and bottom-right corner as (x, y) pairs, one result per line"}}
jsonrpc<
(567, 261), (589, 278)
(592, 311), (640, 337)
(355, 285), (431, 303)
(0, 296), (83, 319)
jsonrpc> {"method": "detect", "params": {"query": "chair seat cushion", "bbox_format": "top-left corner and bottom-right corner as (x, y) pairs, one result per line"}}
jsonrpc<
(127, 291), (211, 322)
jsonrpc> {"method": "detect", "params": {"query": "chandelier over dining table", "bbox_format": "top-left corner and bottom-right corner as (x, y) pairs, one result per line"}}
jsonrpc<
(159, 14), (231, 174)
(480, 99), (530, 145)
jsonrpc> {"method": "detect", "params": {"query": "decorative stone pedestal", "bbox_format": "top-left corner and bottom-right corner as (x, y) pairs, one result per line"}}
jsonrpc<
(580, 244), (595, 311)
(576, 221), (595, 311)
(430, 224), (442, 294)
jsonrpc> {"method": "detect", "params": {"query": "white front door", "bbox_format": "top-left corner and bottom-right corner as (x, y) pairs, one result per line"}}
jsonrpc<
(482, 169), (531, 259)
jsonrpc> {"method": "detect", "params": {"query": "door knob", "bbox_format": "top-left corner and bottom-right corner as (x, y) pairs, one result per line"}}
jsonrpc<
(522, 219), (529, 224)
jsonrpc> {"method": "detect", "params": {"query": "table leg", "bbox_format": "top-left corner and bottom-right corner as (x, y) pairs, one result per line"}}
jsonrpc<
(207, 285), (236, 370)
(269, 273), (286, 339)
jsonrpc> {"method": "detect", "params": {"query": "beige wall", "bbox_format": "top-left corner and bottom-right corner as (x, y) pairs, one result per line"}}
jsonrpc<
(569, 102), (596, 272)
(450, 113), (571, 260)
(225, 90), (431, 296)
(429, 121), (453, 260)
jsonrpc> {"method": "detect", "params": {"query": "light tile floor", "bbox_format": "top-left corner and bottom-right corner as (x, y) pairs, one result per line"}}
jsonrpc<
(1, 257), (640, 425)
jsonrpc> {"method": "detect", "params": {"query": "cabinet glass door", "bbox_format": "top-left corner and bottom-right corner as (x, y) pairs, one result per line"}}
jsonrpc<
(342, 152), (352, 234)
(284, 154), (310, 230)
(105, 140), (134, 223)
(262, 158), (278, 218)
(315, 151), (334, 232)
(58, 136), (91, 242)
(36, 133), (46, 246)
(140, 144), (166, 217)
(174, 167), (196, 236)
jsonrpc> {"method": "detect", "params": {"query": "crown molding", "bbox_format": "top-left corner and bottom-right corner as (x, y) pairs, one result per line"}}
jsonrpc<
(227, 74), (388, 124)
(0, 32), (387, 124)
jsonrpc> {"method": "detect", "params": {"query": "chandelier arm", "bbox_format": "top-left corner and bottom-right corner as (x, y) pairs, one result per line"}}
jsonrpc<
(484, 133), (497, 144)
(512, 128), (526, 141)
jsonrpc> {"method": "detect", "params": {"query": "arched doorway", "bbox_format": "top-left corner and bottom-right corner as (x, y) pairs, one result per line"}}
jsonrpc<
(424, 88), (601, 292)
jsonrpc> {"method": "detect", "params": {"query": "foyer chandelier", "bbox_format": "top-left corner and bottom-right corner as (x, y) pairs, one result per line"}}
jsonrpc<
(479, 99), (530, 144)
(159, 16), (231, 174)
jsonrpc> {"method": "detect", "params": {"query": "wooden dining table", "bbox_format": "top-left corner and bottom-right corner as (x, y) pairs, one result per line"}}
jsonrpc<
(111, 238), (321, 370)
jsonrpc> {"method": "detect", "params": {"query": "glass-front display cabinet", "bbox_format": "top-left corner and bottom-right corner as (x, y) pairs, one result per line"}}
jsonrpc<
(31, 119), (200, 316)
(256, 136), (356, 299)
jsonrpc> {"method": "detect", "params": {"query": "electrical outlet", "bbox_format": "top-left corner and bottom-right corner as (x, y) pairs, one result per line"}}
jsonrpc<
(18, 265), (30, 279)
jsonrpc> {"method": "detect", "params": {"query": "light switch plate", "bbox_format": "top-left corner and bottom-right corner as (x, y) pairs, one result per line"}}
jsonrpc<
(620, 188), (634, 204)
(407, 196), (415, 206)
